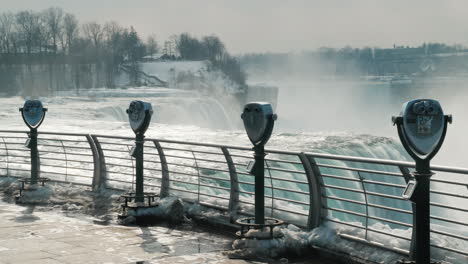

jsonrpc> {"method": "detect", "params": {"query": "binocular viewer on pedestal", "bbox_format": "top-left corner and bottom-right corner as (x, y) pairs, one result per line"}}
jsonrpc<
(237, 102), (284, 238)
(393, 99), (452, 264)
(17, 100), (49, 196)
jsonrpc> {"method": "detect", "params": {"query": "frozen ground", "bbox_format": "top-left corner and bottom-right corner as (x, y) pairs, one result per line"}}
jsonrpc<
(0, 192), (247, 264)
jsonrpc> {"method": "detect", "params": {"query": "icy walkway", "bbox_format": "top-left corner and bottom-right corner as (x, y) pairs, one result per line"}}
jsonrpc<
(0, 197), (248, 264)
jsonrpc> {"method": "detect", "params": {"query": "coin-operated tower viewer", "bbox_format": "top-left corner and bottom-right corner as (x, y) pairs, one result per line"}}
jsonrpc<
(127, 100), (153, 203)
(241, 102), (277, 225)
(393, 99), (452, 264)
(19, 100), (47, 186)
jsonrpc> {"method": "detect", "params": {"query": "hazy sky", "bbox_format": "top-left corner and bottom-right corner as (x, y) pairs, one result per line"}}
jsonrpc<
(2, 0), (468, 54)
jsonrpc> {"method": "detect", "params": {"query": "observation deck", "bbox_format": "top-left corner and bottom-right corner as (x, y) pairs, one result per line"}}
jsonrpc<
(0, 130), (466, 263)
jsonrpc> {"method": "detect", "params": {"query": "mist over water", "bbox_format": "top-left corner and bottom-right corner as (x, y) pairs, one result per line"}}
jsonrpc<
(249, 74), (468, 167)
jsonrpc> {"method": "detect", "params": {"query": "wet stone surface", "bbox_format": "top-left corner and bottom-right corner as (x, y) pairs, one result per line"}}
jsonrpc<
(0, 195), (252, 264)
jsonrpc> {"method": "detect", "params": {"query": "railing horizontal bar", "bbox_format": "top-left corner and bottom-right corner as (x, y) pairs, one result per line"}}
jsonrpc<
(229, 153), (253, 159)
(41, 151), (91, 157)
(271, 185), (310, 195)
(326, 195), (412, 215)
(41, 157), (93, 163)
(265, 157), (303, 165)
(143, 167), (162, 173)
(39, 138), (87, 143)
(339, 233), (410, 256)
(40, 164), (95, 172)
(198, 182), (230, 192)
(161, 146), (222, 156)
(362, 179), (406, 189)
(0, 154), (29, 158)
(325, 206), (367, 218)
(103, 156), (132, 161)
(430, 215), (467, 226)
(106, 170), (134, 176)
(196, 166), (230, 173)
(198, 192), (230, 200)
(266, 166), (306, 175)
(431, 229), (468, 241)
(238, 199), (255, 205)
(169, 178), (198, 186)
(322, 173), (361, 182)
(167, 186), (199, 195)
(430, 243), (468, 256)
(269, 176), (309, 185)
(324, 217), (366, 229)
(46, 179), (92, 187)
(430, 228), (468, 241)
(430, 202), (468, 212)
(1, 142), (26, 146)
(431, 178), (468, 186)
(164, 154), (195, 160)
(430, 189), (468, 199)
(95, 141), (132, 147)
(322, 183), (364, 193)
(238, 180), (255, 186)
(188, 157), (227, 164)
(105, 162), (134, 169)
(40, 171), (92, 179)
(317, 163), (403, 177)
(167, 170), (198, 177)
(366, 190), (407, 201)
(106, 178), (132, 184)
(368, 202), (412, 214)
(4, 161), (29, 166)
(198, 174), (230, 183)
(39, 144), (91, 150)
(1, 147), (28, 151)
(307, 152), (414, 167)
(325, 206), (412, 227)
(273, 206), (309, 216)
(367, 226), (412, 241)
(368, 214), (413, 228)
(2, 168), (29, 172)
(272, 196), (310, 206)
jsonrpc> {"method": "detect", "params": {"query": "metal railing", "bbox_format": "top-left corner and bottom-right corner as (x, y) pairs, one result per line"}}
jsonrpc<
(0, 130), (466, 262)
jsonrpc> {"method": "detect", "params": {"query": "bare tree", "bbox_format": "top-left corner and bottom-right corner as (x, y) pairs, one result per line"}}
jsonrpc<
(43, 7), (63, 53)
(202, 35), (225, 61)
(82, 22), (103, 49)
(63, 13), (78, 53)
(0, 12), (15, 53)
(15, 10), (39, 54)
(146, 34), (158, 59)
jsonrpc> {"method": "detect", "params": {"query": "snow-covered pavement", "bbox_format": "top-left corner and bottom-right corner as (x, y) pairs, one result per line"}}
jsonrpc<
(0, 195), (246, 264)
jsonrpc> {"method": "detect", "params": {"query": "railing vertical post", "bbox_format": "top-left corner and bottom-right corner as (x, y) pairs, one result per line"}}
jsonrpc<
(91, 135), (107, 190)
(221, 147), (239, 221)
(154, 141), (169, 198)
(399, 165), (417, 262)
(86, 135), (101, 191)
(299, 153), (326, 230)
(1, 137), (9, 176)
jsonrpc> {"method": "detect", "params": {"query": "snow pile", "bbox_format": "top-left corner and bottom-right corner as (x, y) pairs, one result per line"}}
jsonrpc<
(0, 177), (122, 214)
(123, 196), (185, 224)
(231, 223), (404, 263)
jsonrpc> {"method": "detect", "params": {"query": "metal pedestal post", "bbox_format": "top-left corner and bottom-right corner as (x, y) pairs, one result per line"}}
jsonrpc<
(254, 145), (265, 225)
(29, 128), (39, 185)
(135, 134), (144, 203)
(410, 160), (432, 263)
